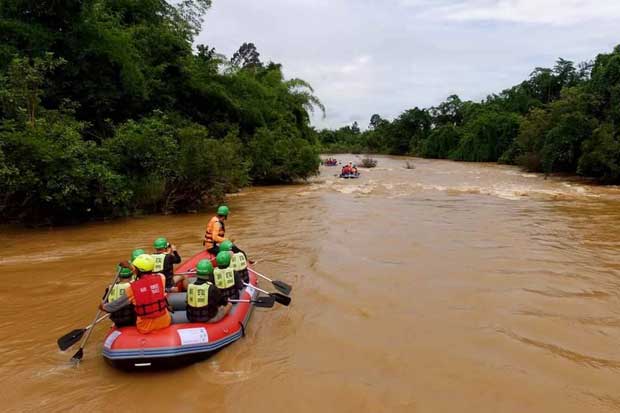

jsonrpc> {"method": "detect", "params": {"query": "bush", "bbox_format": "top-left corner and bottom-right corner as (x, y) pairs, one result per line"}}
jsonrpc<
(249, 121), (320, 182)
(360, 156), (378, 168)
(0, 117), (131, 224)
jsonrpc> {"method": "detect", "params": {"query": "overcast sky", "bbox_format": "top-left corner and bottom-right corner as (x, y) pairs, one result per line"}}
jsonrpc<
(197, 0), (620, 130)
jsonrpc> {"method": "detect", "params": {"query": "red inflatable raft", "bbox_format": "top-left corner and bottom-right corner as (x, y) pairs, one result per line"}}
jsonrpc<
(102, 250), (258, 370)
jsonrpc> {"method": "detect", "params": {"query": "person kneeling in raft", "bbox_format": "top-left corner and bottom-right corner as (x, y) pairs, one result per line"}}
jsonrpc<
(186, 260), (231, 323)
(151, 237), (186, 292)
(104, 265), (137, 328)
(99, 254), (171, 334)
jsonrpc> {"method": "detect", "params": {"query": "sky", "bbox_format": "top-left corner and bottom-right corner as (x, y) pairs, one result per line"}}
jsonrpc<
(196, 0), (620, 130)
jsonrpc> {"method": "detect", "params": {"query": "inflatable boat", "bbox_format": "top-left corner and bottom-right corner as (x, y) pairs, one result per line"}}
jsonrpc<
(101, 250), (259, 370)
(339, 173), (360, 179)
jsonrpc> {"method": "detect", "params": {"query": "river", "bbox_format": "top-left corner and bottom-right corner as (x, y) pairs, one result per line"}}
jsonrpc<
(1, 155), (620, 412)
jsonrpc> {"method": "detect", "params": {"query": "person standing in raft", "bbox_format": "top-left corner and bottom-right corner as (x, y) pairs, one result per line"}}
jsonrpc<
(100, 254), (171, 334)
(204, 205), (246, 257)
(105, 266), (136, 327)
(186, 260), (231, 323)
(151, 237), (185, 292)
(213, 251), (244, 301)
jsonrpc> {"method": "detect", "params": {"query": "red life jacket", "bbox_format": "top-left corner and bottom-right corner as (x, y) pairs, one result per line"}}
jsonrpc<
(130, 274), (167, 319)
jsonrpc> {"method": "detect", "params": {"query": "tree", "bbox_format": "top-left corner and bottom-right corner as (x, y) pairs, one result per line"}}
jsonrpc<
(0, 53), (65, 126)
(231, 42), (262, 69)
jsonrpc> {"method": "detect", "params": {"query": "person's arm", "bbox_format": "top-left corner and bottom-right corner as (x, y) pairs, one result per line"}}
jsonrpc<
(171, 248), (181, 264)
(212, 221), (226, 244)
(234, 271), (244, 290)
(101, 295), (130, 313)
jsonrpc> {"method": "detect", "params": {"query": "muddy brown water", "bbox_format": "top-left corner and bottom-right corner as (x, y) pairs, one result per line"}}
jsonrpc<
(1, 155), (620, 412)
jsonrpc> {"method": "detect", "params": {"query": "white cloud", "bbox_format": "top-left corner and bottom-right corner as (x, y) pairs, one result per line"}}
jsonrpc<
(427, 0), (620, 25)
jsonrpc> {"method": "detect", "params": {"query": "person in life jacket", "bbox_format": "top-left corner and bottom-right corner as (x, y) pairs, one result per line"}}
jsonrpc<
(152, 237), (185, 292)
(213, 251), (244, 301)
(352, 164), (358, 175)
(220, 240), (249, 283)
(100, 254), (171, 334)
(186, 260), (231, 323)
(204, 205), (247, 257)
(106, 265), (136, 327)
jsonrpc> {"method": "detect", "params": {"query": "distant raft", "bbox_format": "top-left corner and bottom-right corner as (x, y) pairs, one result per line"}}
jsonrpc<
(101, 250), (258, 370)
(339, 173), (360, 179)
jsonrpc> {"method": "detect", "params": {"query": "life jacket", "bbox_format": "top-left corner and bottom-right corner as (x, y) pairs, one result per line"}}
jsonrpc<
(213, 267), (236, 290)
(186, 282), (216, 323)
(230, 252), (247, 271)
(108, 282), (136, 327)
(187, 282), (210, 308)
(230, 252), (249, 283)
(204, 216), (225, 248)
(130, 274), (167, 319)
(152, 253), (166, 273)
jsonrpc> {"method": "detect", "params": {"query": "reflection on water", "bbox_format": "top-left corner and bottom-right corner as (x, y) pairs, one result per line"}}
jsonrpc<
(1, 155), (620, 412)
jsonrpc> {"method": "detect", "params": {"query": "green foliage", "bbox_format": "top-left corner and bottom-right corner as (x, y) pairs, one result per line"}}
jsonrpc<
(0, 116), (131, 224)
(249, 121), (320, 183)
(0, 0), (322, 224)
(451, 111), (521, 162)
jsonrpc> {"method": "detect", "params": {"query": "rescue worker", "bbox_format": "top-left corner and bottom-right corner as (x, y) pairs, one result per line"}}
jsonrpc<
(100, 254), (171, 334)
(106, 266), (136, 327)
(186, 260), (231, 323)
(213, 251), (243, 301)
(204, 205), (231, 255)
(221, 240), (249, 283)
(151, 237), (184, 292)
(204, 205), (247, 257)
(352, 164), (358, 175)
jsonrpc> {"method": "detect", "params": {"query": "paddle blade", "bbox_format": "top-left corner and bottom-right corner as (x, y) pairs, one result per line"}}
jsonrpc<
(70, 348), (84, 364)
(272, 280), (292, 295)
(272, 292), (291, 306)
(254, 296), (276, 308)
(57, 329), (86, 351)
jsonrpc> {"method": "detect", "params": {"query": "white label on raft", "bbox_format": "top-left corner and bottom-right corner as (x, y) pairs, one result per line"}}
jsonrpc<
(177, 327), (209, 345)
(245, 285), (255, 297)
(104, 331), (122, 349)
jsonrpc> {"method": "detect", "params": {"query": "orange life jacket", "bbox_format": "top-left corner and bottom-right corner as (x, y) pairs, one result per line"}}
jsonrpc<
(130, 274), (167, 319)
(204, 216), (225, 248)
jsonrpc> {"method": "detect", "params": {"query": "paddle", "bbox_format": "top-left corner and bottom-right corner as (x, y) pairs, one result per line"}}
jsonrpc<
(71, 268), (122, 364)
(57, 314), (110, 351)
(245, 282), (291, 306)
(248, 268), (292, 295)
(229, 296), (275, 308)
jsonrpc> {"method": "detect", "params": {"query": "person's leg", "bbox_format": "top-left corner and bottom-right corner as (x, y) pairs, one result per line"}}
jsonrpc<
(209, 303), (232, 323)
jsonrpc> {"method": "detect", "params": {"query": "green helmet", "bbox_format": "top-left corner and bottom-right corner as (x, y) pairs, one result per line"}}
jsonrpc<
(131, 249), (146, 262)
(220, 240), (233, 252)
(216, 251), (231, 268)
(153, 237), (168, 249)
(196, 259), (213, 278)
(117, 265), (134, 279)
(217, 205), (229, 217)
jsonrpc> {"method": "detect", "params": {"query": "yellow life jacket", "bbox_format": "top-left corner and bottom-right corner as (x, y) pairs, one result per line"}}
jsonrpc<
(152, 253), (166, 273)
(108, 282), (131, 302)
(230, 252), (247, 271)
(187, 283), (210, 308)
(213, 267), (235, 289)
